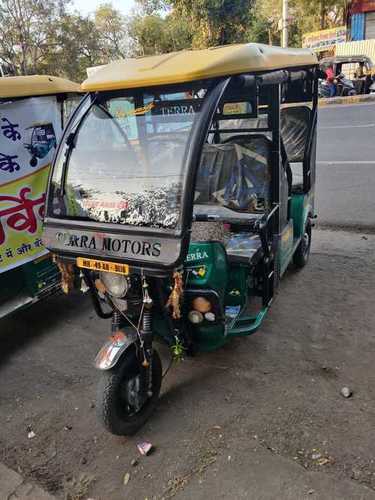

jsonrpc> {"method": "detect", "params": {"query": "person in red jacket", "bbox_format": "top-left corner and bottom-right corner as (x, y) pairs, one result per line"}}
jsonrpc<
(325, 65), (336, 97)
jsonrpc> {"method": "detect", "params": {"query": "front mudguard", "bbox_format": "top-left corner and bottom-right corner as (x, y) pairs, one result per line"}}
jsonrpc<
(94, 329), (138, 371)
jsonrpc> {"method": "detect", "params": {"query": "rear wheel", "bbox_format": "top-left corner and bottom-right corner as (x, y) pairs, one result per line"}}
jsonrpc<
(97, 347), (162, 435)
(293, 220), (312, 268)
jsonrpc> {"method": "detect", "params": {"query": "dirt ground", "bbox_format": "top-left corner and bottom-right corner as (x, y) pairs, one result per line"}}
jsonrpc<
(1, 228), (375, 500)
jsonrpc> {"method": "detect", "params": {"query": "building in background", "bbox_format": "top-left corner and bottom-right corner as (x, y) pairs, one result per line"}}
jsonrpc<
(302, 1), (375, 60)
(348, 0), (375, 40)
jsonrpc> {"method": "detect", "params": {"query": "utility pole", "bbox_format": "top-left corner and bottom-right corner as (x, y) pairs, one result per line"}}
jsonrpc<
(282, 0), (288, 48)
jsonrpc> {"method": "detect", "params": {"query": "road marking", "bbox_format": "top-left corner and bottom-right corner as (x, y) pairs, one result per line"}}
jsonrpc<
(320, 123), (375, 129)
(319, 100), (375, 109)
(317, 160), (375, 165)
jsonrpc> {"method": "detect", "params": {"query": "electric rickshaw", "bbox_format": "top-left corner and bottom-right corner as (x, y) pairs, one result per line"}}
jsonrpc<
(42, 44), (318, 435)
(24, 122), (57, 167)
(320, 55), (375, 95)
(0, 75), (81, 319)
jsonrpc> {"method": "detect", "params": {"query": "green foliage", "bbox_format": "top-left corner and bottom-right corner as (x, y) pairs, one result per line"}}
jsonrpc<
(251, 0), (346, 47)
(41, 13), (104, 82)
(129, 15), (167, 55)
(170, 336), (185, 362)
(171, 0), (253, 47)
(246, 12), (275, 45)
(0, 0), (346, 82)
(95, 4), (128, 59)
(0, 0), (130, 81)
(135, 0), (169, 15)
(129, 12), (192, 55)
(0, 0), (68, 75)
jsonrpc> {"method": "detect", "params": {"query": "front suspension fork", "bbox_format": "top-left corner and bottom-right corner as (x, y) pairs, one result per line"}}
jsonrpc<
(139, 307), (154, 397)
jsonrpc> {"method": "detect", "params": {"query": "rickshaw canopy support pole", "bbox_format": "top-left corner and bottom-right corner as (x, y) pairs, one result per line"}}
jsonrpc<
(268, 84), (281, 235)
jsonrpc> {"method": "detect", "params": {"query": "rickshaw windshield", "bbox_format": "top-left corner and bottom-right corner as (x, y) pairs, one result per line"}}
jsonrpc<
(49, 87), (207, 230)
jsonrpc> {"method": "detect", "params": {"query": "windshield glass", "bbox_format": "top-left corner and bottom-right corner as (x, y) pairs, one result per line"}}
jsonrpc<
(49, 87), (207, 230)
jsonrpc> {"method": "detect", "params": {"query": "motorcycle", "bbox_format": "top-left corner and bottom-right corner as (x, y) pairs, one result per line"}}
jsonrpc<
(318, 73), (356, 98)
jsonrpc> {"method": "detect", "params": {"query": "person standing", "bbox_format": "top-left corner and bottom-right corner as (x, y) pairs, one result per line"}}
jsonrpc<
(325, 65), (336, 97)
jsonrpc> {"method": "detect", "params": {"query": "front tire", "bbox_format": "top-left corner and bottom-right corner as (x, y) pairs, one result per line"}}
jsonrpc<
(97, 347), (162, 436)
(293, 220), (312, 268)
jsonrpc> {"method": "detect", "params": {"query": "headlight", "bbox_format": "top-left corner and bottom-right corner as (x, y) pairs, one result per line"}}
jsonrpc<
(188, 310), (204, 324)
(99, 272), (128, 298)
(205, 312), (215, 322)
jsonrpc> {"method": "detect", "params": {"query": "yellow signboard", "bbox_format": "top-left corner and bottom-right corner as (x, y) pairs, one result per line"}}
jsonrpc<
(0, 165), (50, 271)
(302, 26), (347, 52)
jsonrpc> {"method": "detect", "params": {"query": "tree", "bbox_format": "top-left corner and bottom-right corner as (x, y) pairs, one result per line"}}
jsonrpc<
(170, 0), (253, 47)
(129, 12), (191, 56)
(0, 0), (129, 82)
(250, 0), (346, 47)
(41, 13), (104, 81)
(247, 13), (275, 46)
(0, 0), (69, 75)
(135, 0), (168, 15)
(95, 4), (128, 59)
(129, 15), (167, 55)
(165, 12), (193, 51)
(250, 0), (281, 45)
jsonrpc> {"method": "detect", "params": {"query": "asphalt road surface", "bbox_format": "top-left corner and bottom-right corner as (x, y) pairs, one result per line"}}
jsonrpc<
(317, 102), (375, 230)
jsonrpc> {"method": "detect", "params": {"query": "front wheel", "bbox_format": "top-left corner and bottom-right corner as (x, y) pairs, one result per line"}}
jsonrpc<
(97, 347), (162, 435)
(293, 220), (312, 268)
(30, 156), (38, 167)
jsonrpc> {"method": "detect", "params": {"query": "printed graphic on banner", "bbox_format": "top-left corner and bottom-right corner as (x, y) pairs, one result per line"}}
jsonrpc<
(0, 166), (50, 271)
(0, 97), (61, 273)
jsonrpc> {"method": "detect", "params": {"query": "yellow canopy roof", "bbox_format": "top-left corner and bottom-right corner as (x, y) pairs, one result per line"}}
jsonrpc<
(82, 43), (318, 92)
(0, 75), (81, 98)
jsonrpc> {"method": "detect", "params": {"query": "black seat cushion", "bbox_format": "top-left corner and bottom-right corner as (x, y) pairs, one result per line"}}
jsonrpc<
(224, 232), (262, 265)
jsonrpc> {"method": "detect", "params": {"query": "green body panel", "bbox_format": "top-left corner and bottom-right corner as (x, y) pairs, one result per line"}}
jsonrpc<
(290, 192), (313, 239)
(23, 257), (60, 296)
(185, 241), (228, 351)
(224, 265), (248, 308)
(186, 241), (228, 293)
(0, 267), (25, 304)
(183, 241), (268, 352)
(0, 257), (60, 315)
(156, 193), (315, 351)
(226, 307), (269, 337)
(277, 192), (314, 276)
(279, 219), (295, 276)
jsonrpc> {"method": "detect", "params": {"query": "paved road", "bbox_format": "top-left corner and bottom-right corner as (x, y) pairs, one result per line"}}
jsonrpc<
(317, 102), (375, 229)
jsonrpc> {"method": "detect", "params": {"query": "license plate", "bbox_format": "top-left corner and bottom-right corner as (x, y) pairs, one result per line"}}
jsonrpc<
(76, 257), (129, 275)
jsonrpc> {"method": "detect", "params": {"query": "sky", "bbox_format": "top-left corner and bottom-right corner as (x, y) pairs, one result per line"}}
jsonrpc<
(71, 0), (136, 16)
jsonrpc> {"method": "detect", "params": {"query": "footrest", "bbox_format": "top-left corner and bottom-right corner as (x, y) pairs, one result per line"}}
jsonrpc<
(226, 307), (269, 337)
(0, 292), (34, 319)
